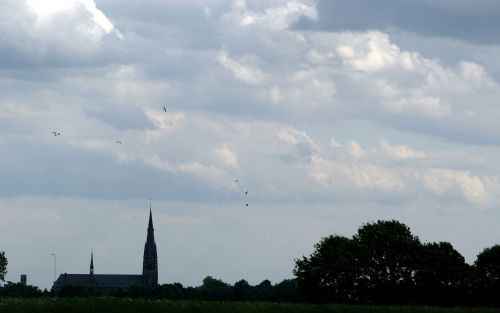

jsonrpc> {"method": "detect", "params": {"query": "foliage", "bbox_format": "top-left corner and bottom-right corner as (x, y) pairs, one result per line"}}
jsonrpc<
(294, 219), (500, 306)
(473, 245), (500, 306)
(103, 277), (302, 302)
(1, 298), (500, 313)
(294, 235), (358, 303)
(354, 220), (421, 304)
(414, 242), (470, 305)
(198, 276), (231, 301)
(0, 283), (47, 297)
(0, 251), (6, 282)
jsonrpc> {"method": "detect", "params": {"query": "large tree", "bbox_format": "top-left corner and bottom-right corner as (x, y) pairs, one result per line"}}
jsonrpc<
(415, 242), (470, 305)
(198, 276), (231, 300)
(0, 251), (7, 282)
(294, 235), (358, 303)
(354, 220), (421, 304)
(474, 245), (500, 305)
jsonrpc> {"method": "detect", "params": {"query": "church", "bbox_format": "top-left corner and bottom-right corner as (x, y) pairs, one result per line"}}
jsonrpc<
(52, 209), (158, 293)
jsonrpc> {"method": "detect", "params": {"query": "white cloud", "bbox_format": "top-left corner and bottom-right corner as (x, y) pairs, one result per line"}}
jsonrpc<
(27, 0), (120, 38)
(420, 169), (489, 204)
(218, 51), (266, 85)
(380, 139), (427, 160)
(229, 0), (317, 30)
(331, 138), (367, 160)
(335, 32), (419, 72)
(215, 145), (239, 168)
(384, 95), (450, 117)
(458, 61), (494, 89)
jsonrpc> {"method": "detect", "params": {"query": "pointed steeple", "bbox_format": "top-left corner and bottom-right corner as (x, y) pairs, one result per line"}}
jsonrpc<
(147, 206), (155, 242)
(148, 205), (154, 230)
(143, 204), (158, 286)
(90, 250), (94, 276)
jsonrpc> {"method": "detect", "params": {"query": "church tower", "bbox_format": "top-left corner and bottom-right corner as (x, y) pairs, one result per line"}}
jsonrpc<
(142, 207), (158, 286)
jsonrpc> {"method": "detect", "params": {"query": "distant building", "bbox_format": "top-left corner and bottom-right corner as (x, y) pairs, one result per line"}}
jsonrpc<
(52, 209), (158, 293)
(20, 274), (27, 286)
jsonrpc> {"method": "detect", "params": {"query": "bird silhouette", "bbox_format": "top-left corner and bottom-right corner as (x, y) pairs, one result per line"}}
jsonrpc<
(116, 140), (122, 144)
(162, 106), (167, 112)
(245, 204), (249, 207)
(235, 179), (239, 183)
(52, 132), (61, 136)
(245, 191), (248, 195)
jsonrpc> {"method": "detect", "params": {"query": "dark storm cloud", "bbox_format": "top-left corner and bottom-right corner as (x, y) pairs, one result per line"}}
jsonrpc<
(294, 0), (500, 45)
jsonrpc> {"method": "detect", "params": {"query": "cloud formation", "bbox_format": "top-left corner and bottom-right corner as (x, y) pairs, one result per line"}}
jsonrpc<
(295, 0), (500, 45)
(2, 0), (500, 289)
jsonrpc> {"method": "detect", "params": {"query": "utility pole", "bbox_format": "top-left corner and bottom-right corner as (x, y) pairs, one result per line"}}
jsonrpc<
(51, 253), (57, 284)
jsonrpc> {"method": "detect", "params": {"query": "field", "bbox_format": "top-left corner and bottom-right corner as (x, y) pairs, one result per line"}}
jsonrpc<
(1, 299), (499, 313)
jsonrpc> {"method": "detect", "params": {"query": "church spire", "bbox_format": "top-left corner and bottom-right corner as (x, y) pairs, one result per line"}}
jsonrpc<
(143, 205), (158, 286)
(90, 250), (94, 276)
(148, 205), (154, 230)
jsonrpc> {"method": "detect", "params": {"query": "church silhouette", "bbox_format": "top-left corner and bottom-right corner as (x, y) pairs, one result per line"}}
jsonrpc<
(52, 209), (158, 293)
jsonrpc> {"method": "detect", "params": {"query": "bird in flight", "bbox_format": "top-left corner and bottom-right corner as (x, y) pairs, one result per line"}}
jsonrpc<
(245, 191), (248, 195)
(162, 106), (167, 112)
(246, 204), (249, 207)
(52, 132), (61, 136)
(116, 140), (122, 144)
(235, 179), (239, 183)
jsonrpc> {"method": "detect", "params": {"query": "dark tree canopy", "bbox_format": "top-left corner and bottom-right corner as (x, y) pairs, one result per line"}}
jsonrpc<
(474, 245), (500, 287)
(198, 276), (231, 301)
(0, 251), (6, 282)
(294, 235), (358, 303)
(415, 242), (470, 305)
(354, 220), (421, 304)
(0, 282), (46, 297)
(473, 245), (500, 305)
(293, 220), (492, 306)
(104, 277), (302, 302)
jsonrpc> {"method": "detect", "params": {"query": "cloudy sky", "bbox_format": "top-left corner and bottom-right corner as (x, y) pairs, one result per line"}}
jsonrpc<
(1, 0), (500, 289)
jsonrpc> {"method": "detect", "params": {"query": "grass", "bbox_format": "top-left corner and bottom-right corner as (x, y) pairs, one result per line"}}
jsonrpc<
(0, 298), (499, 313)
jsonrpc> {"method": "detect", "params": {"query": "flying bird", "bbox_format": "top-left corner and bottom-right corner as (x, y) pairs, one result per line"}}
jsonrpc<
(235, 179), (239, 183)
(52, 132), (61, 136)
(245, 204), (249, 207)
(116, 140), (122, 144)
(245, 191), (248, 195)
(162, 106), (167, 112)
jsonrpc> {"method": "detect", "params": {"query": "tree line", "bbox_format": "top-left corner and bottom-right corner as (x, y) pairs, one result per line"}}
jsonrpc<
(0, 277), (303, 302)
(294, 220), (500, 306)
(1, 220), (500, 306)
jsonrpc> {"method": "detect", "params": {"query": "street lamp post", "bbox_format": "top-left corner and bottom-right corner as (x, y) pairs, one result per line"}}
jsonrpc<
(51, 253), (57, 284)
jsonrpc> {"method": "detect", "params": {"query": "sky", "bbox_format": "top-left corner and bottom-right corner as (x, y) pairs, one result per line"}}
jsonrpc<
(1, 0), (500, 290)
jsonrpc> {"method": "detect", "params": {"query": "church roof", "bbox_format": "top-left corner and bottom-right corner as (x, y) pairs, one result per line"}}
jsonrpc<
(53, 273), (143, 290)
(52, 208), (158, 291)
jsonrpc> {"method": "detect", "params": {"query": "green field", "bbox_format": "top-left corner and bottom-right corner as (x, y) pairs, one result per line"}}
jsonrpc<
(0, 299), (499, 313)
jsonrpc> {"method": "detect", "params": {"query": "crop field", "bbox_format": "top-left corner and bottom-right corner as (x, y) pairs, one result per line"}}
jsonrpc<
(0, 298), (499, 313)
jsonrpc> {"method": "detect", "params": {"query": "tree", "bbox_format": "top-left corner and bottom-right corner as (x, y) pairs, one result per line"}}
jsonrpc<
(0, 282), (44, 297)
(294, 235), (358, 303)
(473, 245), (500, 306)
(0, 251), (6, 282)
(273, 279), (303, 302)
(255, 279), (273, 301)
(198, 276), (231, 300)
(233, 279), (253, 301)
(415, 242), (470, 305)
(354, 220), (421, 304)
